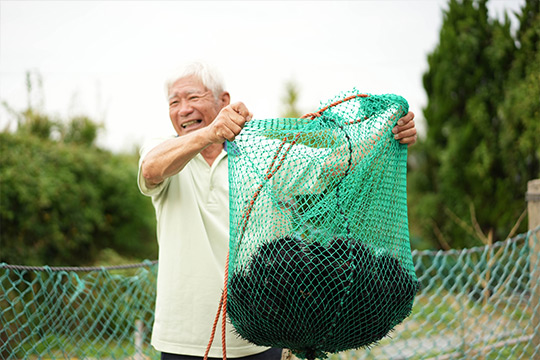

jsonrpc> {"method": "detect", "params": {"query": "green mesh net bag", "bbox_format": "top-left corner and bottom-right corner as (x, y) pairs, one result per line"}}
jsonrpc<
(226, 89), (419, 359)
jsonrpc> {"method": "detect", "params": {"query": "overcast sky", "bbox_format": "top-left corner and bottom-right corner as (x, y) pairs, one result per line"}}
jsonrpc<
(0, 0), (524, 152)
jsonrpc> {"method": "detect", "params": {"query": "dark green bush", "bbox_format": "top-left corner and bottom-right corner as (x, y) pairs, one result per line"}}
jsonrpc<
(0, 132), (157, 266)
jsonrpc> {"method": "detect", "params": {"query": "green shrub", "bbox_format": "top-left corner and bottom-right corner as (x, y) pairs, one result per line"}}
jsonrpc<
(0, 132), (157, 266)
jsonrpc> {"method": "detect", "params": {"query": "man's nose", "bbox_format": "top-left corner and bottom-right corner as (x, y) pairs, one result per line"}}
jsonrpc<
(178, 100), (194, 117)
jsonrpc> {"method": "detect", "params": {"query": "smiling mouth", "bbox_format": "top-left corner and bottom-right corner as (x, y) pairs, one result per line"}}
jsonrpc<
(182, 120), (202, 128)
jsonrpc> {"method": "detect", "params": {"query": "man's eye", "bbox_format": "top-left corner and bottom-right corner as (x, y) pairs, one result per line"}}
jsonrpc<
(188, 94), (204, 101)
(169, 101), (179, 106)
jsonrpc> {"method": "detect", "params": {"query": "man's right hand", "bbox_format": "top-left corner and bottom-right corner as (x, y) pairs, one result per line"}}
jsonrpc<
(206, 102), (253, 144)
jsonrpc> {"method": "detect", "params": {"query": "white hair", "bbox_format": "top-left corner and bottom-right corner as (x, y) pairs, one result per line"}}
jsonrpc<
(164, 61), (225, 101)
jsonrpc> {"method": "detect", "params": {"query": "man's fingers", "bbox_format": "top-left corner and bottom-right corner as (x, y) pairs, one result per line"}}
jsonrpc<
(394, 127), (417, 139)
(393, 119), (415, 133)
(211, 102), (253, 144)
(400, 134), (418, 145)
(397, 111), (414, 126)
(230, 102), (251, 120)
(213, 117), (243, 142)
(392, 111), (417, 146)
(401, 119), (415, 130)
(217, 127), (238, 142)
(219, 102), (252, 129)
(392, 110), (416, 145)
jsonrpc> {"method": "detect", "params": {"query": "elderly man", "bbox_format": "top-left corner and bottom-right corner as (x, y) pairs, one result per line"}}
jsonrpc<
(138, 62), (417, 360)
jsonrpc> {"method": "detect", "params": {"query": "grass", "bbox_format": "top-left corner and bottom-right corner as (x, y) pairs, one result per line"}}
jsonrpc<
(20, 334), (160, 360)
(323, 288), (535, 360)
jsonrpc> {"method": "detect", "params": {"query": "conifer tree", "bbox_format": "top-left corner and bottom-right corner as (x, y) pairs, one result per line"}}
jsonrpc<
(499, 0), (540, 210)
(408, 0), (537, 248)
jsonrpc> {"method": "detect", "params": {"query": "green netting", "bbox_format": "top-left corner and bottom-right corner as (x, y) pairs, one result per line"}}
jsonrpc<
(1, 228), (540, 359)
(226, 90), (419, 359)
(0, 262), (158, 360)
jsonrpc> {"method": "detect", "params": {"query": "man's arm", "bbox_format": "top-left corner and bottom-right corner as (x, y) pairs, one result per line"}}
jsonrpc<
(140, 102), (252, 188)
(140, 131), (215, 188)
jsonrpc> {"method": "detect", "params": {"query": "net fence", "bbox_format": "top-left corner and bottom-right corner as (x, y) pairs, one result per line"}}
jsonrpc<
(1, 227), (539, 359)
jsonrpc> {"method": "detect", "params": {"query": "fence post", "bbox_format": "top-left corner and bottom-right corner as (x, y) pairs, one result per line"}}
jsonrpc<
(134, 319), (143, 360)
(527, 179), (540, 349)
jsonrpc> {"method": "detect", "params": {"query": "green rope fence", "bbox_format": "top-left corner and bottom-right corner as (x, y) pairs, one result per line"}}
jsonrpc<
(1, 227), (539, 359)
(0, 261), (158, 360)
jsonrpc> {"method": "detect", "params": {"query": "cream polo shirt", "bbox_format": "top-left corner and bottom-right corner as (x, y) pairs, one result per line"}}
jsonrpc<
(138, 137), (269, 357)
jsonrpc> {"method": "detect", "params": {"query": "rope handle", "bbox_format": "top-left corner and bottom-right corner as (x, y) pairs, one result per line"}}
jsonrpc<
(204, 252), (230, 360)
(300, 93), (369, 120)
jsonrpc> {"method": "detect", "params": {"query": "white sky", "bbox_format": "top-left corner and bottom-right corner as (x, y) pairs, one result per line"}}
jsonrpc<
(0, 0), (524, 152)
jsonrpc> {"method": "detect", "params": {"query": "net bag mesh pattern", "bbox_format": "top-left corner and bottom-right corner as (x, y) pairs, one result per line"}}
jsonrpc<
(226, 90), (419, 359)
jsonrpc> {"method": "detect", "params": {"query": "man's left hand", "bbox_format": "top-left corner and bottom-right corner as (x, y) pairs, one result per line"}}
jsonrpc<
(392, 111), (417, 145)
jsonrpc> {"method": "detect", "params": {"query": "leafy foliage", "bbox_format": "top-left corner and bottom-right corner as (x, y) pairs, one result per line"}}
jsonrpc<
(499, 0), (540, 203)
(408, 0), (540, 248)
(0, 71), (157, 266)
(280, 80), (304, 118)
(0, 132), (157, 266)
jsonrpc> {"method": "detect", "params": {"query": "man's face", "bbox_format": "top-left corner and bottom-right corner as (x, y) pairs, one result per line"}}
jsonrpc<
(168, 75), (226, 136)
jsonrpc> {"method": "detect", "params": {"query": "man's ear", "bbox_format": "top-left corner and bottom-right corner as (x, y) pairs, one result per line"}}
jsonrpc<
(219, 92), (231, 107)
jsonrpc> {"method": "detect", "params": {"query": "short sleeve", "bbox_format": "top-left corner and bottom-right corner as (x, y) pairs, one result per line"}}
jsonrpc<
(137, 136), (175, 197)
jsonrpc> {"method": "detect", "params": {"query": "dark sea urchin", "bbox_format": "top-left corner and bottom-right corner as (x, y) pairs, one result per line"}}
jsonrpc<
(227, 236), (419, 359)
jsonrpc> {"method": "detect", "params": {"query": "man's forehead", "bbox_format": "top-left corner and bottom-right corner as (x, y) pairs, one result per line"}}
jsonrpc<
(169, 87), (206, 97)
(168, 83), (210, 100)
